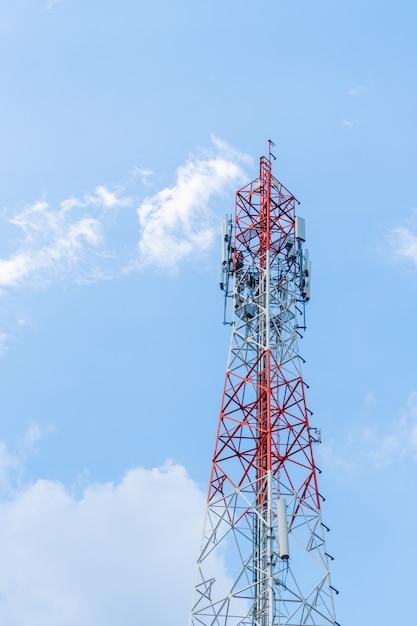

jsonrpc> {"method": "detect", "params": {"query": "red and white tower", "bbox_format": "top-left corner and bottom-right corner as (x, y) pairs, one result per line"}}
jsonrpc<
(189, 143), (339, 626)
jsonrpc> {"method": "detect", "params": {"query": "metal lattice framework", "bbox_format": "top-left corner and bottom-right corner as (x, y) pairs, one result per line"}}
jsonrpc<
(189, 144), (339, 626)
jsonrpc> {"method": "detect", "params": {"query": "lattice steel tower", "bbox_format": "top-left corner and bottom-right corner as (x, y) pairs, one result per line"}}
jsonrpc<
(189, 142), (339, 626)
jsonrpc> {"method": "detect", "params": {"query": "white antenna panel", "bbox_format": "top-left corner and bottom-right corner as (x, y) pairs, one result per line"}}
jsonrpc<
(296, 216), (306, 242)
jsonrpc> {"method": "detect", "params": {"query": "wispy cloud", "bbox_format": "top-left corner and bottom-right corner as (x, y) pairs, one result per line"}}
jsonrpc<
(45, 0), (61, 9)
(20, 422), (44, 451)
(318, 391), (417, 473)
(366, 391), (417, 468)
(0, 186), (133, 290)
(136, 137), (250, 271)
(0, 332), (9, 355)
(316, 439), (355, 473)
(386, 209), (417, 268)
(341, 118), (360, 129)
(129, 166), (154, 187)
(0, 139), (250, 348)
(341, 86), (366, 130)
(0, 423), (47, 493)
(0, 442), (18, 489)
(348, 85), (367, 98)
(1, 139), (249, 290)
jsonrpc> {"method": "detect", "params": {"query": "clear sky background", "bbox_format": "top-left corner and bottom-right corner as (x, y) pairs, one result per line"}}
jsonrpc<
(0, 0), (416, 624)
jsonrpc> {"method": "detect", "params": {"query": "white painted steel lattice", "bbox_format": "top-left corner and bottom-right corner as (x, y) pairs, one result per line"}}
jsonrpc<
(189, 144), (339, 626)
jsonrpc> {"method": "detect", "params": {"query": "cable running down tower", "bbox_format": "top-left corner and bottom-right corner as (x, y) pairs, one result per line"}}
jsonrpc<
(189, 143), (339, 626)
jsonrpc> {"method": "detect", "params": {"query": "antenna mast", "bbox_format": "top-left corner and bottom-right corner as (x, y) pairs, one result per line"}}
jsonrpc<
(190, 146), (338, 626)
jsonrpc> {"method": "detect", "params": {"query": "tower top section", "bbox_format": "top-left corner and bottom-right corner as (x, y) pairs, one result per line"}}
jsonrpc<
(220, 143), (311, 326)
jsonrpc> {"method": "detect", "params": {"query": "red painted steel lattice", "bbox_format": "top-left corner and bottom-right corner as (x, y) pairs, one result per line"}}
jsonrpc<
(189, 146), (338, 626)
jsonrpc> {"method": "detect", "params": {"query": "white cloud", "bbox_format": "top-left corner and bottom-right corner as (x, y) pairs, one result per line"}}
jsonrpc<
(0, 218), (102, 287)
(21, 422), (44, 450)
(341, 118), (360, 129)
(0, 442), (18, 488)
(313, 390), (417, 473)
(316, 439), (355, 473)
(0, 140), (249, 292)
(129, 166), (154, 187)
(0, 139), (250, 348)
(348, 85), (367, 97)
(387, 211), (417, 267)
(0, 424), (49, 494)
(0, 332), (9, 354)
(136, 138), (249, 270)
(0, 461), (207, 626)
(0, 185), (133, 290)
(364, 391), (377, 406)
(366, 391), (417, 468)
(59, 186), (130, 213)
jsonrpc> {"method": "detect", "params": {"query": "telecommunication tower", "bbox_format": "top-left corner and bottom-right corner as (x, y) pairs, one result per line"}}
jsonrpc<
(189, 142), (339, 626)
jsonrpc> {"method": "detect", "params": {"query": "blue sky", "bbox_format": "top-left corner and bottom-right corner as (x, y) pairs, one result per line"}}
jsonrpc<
(1, 0), (417, 623)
